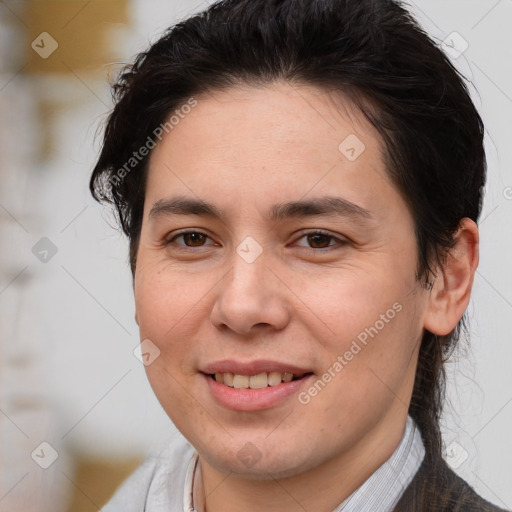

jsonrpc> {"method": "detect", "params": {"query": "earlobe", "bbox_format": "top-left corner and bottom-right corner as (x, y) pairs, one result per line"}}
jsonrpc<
(423, 218), (479, 336)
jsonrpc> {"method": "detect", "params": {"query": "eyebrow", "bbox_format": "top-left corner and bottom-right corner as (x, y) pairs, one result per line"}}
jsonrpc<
(148, 195), (373, 224)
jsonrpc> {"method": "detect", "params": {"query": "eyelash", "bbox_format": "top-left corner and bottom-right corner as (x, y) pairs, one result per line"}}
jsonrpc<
(164, 229), (348, 252)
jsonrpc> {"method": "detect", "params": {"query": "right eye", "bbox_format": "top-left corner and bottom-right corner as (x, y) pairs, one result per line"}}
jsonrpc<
(164, 230), (215, 248)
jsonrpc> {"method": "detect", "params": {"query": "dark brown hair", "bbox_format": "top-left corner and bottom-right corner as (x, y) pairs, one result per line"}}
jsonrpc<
(90, 0), (486, 460)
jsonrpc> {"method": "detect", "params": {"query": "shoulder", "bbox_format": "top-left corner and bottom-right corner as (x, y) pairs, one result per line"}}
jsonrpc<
(394, 453), (508, 512)
(100, 435), (195, 512)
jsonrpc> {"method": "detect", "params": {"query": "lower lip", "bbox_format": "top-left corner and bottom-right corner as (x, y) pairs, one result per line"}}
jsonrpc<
(203, 374), (313, 411)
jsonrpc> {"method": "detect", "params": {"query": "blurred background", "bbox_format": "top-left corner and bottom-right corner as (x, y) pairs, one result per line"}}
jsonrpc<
(0, 0), (510, 510)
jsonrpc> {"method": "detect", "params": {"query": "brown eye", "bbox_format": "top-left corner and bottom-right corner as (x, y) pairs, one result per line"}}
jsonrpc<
(181, 232), (207, 247)
(307, 233), (333, 249)
(165, 231), (213, 248)
(295, 230), (348, 251)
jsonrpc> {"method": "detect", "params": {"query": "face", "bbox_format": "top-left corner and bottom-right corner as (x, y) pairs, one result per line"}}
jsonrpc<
(134, 82), (430, 480)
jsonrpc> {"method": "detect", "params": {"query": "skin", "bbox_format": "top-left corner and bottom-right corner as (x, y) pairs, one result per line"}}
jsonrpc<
(133, 82), (479, 512)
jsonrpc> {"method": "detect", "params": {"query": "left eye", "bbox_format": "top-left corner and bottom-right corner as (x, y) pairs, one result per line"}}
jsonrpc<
(295, 231), (346, 250)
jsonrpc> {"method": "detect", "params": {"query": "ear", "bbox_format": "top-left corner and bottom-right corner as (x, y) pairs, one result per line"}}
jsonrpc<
(423, 218), (479, 336)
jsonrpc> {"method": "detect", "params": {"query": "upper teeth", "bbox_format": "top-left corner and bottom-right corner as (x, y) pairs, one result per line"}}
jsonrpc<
(214, 371), (295, 389)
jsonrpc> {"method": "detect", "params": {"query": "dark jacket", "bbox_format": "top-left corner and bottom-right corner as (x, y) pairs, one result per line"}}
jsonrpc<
(394, 454), (508, 511)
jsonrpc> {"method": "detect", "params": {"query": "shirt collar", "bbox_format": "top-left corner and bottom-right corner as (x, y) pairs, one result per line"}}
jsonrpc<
(183, 450), (200, 512)
(334, 415), (425, 511)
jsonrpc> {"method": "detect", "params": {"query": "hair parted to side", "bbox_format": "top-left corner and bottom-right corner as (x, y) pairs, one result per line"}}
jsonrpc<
(90, 0), (486, 461)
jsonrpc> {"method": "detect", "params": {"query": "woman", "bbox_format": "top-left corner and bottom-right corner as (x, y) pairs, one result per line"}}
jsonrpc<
(90, 0), (507, 510)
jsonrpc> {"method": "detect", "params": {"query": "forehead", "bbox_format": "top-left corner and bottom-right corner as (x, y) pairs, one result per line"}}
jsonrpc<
(150, 81), (382, 162)
(144, 82), (395, 220)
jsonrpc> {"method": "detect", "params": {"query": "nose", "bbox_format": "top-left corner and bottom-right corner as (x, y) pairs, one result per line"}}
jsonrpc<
(210, 249), (291, 336)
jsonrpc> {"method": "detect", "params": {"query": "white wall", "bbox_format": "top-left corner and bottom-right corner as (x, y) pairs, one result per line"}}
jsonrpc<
(1, 0), (510, 510)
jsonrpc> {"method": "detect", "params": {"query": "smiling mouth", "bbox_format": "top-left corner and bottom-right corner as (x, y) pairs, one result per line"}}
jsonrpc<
(208, 371), (313, 389)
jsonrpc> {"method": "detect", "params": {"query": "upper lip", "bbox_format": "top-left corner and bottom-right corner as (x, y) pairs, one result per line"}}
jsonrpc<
(202, 359), (313, 376)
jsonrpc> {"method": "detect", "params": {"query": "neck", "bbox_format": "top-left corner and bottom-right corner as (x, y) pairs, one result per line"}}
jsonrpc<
(196, 406), (408, 512)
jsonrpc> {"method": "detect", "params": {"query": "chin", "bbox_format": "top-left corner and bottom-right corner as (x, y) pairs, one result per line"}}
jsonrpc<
(198, 437), (320, 481)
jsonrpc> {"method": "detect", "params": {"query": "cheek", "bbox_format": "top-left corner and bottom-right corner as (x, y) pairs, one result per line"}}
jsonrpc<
(292, 259), (416, 344)
(135, 262), (202, 336)
(298, 257), (423, 394)
(134, 269), (206, 423)
(296, 305), (422, 440)
(133, 271), (205, 398)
